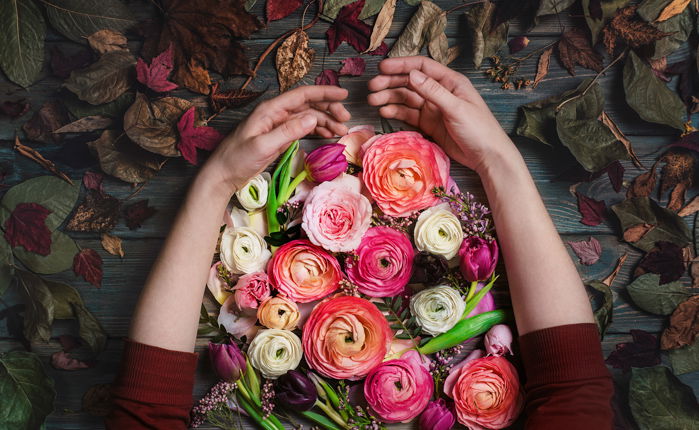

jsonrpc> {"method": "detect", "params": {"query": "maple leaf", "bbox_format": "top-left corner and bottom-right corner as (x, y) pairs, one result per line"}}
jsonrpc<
(315, 69), (340, 86)
(605, 329), (661, 372)
(209, 82), (264, 111)
(124, 199), (157, 230)
(557, 27), (603, 76)
(82, 171), (104, 195)
(602, 6), (672, 54)
(3, 202), (52, 256)
(567, 236), (602, 265)
(177, 107), (224, 165)
(327, 0), (387, 54)
(141, 0), (263, 94)
(73, 248), (103, 288)
(576, 192), (606, 226)
(339, 57), (365, 76)
(136, 44), (178, 93)
(51, 351), (90, 371)
(634, 241), (686, 284)
(267, 0), (303, 21)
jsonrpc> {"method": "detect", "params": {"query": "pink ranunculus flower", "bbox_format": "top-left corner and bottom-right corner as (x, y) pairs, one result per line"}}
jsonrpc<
(465, 282), (496, 318)
(302, 295), (391, 380)
(447, 356), (524, 430)
(232, 272), (271, 310)
(302, 174), (372, 252)
(361, 131), (450, 217)
(345, 226), (415, 297)
(419, 399), (456, 430)
(459, 236), (499, 282)
(338, 125), (375, 165)
(364, 350), (434, 423)
(268, 239), (342, 303)
(484, 324), (513, 357)
(305, 144), (348, 183)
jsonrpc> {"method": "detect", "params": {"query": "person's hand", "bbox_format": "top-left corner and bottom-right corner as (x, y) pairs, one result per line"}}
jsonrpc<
(367, 56), (517, 174)
(200, 85), (351, 195)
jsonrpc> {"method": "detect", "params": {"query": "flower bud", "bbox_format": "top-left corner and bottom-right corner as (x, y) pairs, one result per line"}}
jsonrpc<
(305, 144), (348, 183)
(411, 251), (449, 285)
(458, 237), (498, 282)
(484, 324), (513, 356)
(275, 370), (318, 411)
(209, 342), (246, 382)
(419, 399), (455, 430)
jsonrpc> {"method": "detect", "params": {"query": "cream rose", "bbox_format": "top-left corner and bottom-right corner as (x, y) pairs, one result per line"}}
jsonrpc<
(414, 203), (464, 260)
(257, 296), (301, 330)
(247, 329), (303, 378)
(409, 285), (466, 336)
(220, 226), (271, 274)
(236, 173), (270, 211)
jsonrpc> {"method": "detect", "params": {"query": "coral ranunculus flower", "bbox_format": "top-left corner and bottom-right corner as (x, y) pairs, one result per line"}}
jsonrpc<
(268, 240), (342, 303)
(361, 131), (450, 217)
(302, 295), (392, 380)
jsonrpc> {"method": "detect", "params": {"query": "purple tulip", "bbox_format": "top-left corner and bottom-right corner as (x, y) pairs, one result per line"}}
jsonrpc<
(275, 370), (318, 411)
(458, 237), (498, 282)
(419, 399), (455, 430)
(209, 342), (246, 382)
(305, 144), (348, 182)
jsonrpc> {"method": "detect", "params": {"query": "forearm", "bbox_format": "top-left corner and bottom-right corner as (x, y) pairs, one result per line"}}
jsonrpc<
(129, 169), (233, 352)
(478, 145), (594, 335)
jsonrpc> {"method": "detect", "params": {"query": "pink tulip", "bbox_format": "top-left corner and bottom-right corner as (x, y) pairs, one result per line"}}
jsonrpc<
(305, 144), (348, 183)
(459, 237), (498, 282)
(209, 342), (246, 382)
(485, 324), (513, 356)
(419, 399), (455, 430)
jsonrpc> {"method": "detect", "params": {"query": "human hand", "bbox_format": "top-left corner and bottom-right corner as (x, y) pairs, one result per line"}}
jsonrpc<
(367, 56), (516, 174)
(200, 85), (351, 195)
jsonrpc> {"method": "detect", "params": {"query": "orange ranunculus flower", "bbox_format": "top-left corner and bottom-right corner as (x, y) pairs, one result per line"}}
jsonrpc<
(302, 295), (392, 380)
(257, 296), (300, 330)
(268, 239), (342, 303)
(361, 131), (450, 217)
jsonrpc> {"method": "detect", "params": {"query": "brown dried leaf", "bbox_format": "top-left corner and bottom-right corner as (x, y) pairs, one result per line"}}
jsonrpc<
(101, 233), (124, 258)
(599, 111), (643, 168)
(627, 161), (659, 198)
(173, 58), (212, 95)
(623, 223), (656, 243)
(123, 93), (192, 157)
(82, 383), (113, 417)
(656, 0), (692, 22)
(87, 30), (128, 55)
(88, 130), (165, 184)
(64, 50), (136, 106)
(276, 30), (315, 92)
(660, 151), (694, 193)
(366, 0), (396, 53)
(22, 101), (70, 144)
(602, 252), (628, 287)
(678, 194), (699, 216)
(661, 295), (699, 350)
(66, 191), (121, 233)
(557, 27), (603, 76)
(603, 6), (672, 54)
(533, 46), (553, 88)
(667, 182), (688, 212)
(389, 1), (444, 59)
(209, 83), (264, 111)
(54, 116), (113, 134)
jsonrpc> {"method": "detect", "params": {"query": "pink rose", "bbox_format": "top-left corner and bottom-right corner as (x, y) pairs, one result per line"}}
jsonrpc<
(338, 125), (375, 165)
(232, 272), (271, 310)
(361, 131), (450, 217)
(364, 350), (434, 423)
(484, 324), (513, 357)
(302, 174), (372, 252)
(268, 239), (342, 303)
(345, 226), (415, 297)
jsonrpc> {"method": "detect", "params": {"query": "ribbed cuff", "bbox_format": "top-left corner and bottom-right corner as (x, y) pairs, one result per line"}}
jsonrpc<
(519, 323), (610, 388)
(111, 339), (199, 406)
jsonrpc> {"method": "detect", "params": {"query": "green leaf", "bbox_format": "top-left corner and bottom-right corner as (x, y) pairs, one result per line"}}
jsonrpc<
(73, 304), (107, 353)
(0, 350), (56, 430)
(15, 271), (54, 343)
(582, 0), (630, 45)
(537, 0), (577, 16)
(587, 280), (613, 337)
(668, 341), (699, 375)
(0, 235), (14, 297)
(629, 366), (699, 429)
(555, 81), (629, 172)
(626, 273), (692, 315)
(516, 85), (580, 147)
(611, 197), (691, 251)
(0, 176), (79, 231)
(64, 50), (136, 105)
(359, 0), (385, 19)
(464, 0), (508, 69)
(623, 50), (686, 130)
(0, 0), (46, 88)
(637, 0), (674, 22)
(648, 5), (693, 59)
(62, 90), (135, 119)
(321, 0), (355, 19)
(40, 0), (136, 43)
(13, 230), (78, 275)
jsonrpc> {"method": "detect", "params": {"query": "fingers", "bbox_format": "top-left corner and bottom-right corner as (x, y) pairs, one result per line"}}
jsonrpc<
(305, 109), (349, 136)
(368, 87), (424, 109)
(367, 74), (409, 92)
(379, 104), (420, 127)
(406, 69), (460, 112)
(263, 115), (318, 151)
(378, 56), (466, 84)
(270, 85), (349, 113)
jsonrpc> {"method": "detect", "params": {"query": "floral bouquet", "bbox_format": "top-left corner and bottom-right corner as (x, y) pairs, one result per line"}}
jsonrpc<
(194, 128), (524, 430)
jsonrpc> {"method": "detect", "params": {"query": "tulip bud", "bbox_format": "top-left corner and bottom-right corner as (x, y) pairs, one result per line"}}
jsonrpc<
(458, 237), (498, 282)
(484, 324), (513, 356)
(305, 144), (348, 183)
(209, 342), (246, 382)
(275, 370), (318, 411)
(411, 251), (449, 285)
(419, 399), (455, 430)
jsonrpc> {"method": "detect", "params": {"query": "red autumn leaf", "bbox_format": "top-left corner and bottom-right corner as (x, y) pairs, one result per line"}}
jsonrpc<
(73, 248), (103, 288)
(605, 329), (660, 372)
(3, 202), (53, 256)
(576, 192), (606, 226)
(51, 351), (90, 371)
(124, 199), (157, 230)
(82, 171), (104, 195)
(339, 57), (365, 76)
(136, 44), (178, 93)
(368, 43), (389, 56)
(633, 241), (686, 284)
(267, 0), (303, 21)
(326, 0), (387, 54)
(177, 107), (224, 165)
(567, 236), (602, 265)
(0, 99), (30, 119)
(315, 69), (341, 86)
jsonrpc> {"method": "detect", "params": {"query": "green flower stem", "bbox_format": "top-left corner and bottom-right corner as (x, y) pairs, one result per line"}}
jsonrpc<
(465, 281), (478, 301)
(267, 141), (299, 233)
(418, 309), (510, 355)
(314, 399), (349, 429)
(243, 360), (261, 404)
(462, 275), (498, 318)
(301, 410), (346, 430)
(237, 391), (282, 430)
(277, 170), (308, 203)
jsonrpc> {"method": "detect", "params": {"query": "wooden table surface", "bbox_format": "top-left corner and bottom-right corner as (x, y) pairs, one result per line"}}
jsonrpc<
(0, 1), (697, 428)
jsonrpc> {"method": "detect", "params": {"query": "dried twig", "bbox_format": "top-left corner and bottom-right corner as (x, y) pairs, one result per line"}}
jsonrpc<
(13, 136), (73, 185)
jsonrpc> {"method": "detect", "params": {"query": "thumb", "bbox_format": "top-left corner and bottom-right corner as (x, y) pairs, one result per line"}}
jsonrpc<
(408, 69), (458, 110)
(265, 114), (318, 149)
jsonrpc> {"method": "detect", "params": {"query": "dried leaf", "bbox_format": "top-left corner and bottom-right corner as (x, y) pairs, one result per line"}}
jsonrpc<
(73, 248), (103, 288)
(634, 241), (686, 284)
(647, 5), (693, 60)
(14, 137), (74, 185)
(661, 295), (699, 350)
(87, 29), (128, 55)
(51, 351), (89, 371)
(339, 57), (366, 76)
(665, 59), (696, 108)
(678, 195), (699, 216)
(176, 107), (223, 165)
(588, 279), (613, 336)
(627, 162), (658, 198)
(428, 32), (458, 66)
(388, 1), (442, 58)
(667, 182), (687, 212)
(603, 5), (673, 54)
(43, 0), (136, 42)
(0, 99), (30, 119)
(315, 69), (341, 86)
(123, 93), (192, 157)
(359, 0), (387, 19)
(82, 384), (113, 417)
(599, 111), (643, 168)
(605, 329), (661, 372)
(366, 0), (396, 53)
(124, 199), (157, 230)
(173, 58), (212, 95)
(624, 223), (655, 243)
(537, 0), (577, 16)
(101, 233), (124, 258)
(612, 196), (691, 251)
(66, 191), (120, 233)
(659, 151), (694, 194)
(463, 0), (508, 69)
(532, 46), (553, 87)
(209, 83), (264, 111)
(627, 273), (692, 315)
(602, 252), (627, 287)
(276, 30), (315, 92)
(136, 44), (178, 93)
(656, 0), (691, 22)
(582, 0), (630, 45)
(567, 236), (602, 265)
(557, 27), (603, 76)
(49, 46), (93, 79)
(88, 130), (165, 184)
(22, 101), (70, 144)
(668, 341), (699, 375)
(3, 202), (52, 256)
(54, 116), (113, 134)
(606, 160), (625, 193)
(266, 0), (303, 21)
(83, 171), (106, 195)
(576, 192), (606, 226)
(64, 50), (136, 106)
(629, 366), (699, 429)
(327, 0), (386, 54)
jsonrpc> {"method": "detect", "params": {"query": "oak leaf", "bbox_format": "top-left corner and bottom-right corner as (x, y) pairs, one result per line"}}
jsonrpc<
(101, 233), (124, 258)
(576, 192), (606, 226)
(136, 44), (178, 93)
(557, 27), (603, 76)
(123, 93), (192, 157)
(661, 295), (699, 350)
(73, 248), (103, 288)
(339, 57), (365, 76)
(124, 200), (157, 230)
(315, 69), (340, 86)
(267, 0), (303, 21)
(3, 202), (52, 256)
(567, 236), (602, 265)
(176, 107), (223, 165)
(276, 30), (315, 92)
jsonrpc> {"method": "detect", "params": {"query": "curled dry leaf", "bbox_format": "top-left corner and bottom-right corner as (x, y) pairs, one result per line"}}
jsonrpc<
(64, 50), (137, 106)
(54, 116), (113, 134)
(123, 93), (192, 157)
(14, 137), (74, 185)
(73, 248), (103, 288)
(623, 223), (655, 243)
(463, 0), (508, 69)
(599, 111), (643, 168)
(88, 130), (165, 184)
(602, 6), (672, 54)
(209, 83), (264, 111)
(532, 46), (553, 87)
(428, 32), (459, 66)
(276, 30), (315, 92)
(366, 0), (397, 53)
(656, 0), (692, 22)
(87, 29), (128, 56)
(66, 191), (120, 233)
(557, 27), (603, 76)
(51, 351), (89, 371)
(661, 295), (699, 350)
(667, 181), (687, 212)
(101, 233), (124, 258)
(627, 161), (659, 198)
(678, 195), (699, 216)
(22, 101), (70, 144)
(602, 252), (627, 287)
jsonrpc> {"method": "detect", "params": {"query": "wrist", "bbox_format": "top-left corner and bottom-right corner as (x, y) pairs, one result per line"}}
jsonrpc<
(475, 142), (528, 182)
(193, 164), (238, 202)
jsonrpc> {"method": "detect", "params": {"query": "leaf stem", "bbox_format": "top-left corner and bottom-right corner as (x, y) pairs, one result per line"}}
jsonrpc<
(384, 298), (420, 351)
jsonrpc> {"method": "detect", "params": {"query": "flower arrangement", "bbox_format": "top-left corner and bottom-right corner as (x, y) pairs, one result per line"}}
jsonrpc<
(195, 129), (524, 430)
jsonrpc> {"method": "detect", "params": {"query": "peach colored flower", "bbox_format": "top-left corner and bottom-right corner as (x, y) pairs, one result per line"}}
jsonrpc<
(302, 295), (392, 380)
(361, 131), (450, 217)
(338, 125), (375, 165)
(257, 296), (301, 330)
(268, 239), (342, 303)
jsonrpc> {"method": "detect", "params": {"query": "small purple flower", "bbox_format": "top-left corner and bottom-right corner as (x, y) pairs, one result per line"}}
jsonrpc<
(209, 342), (246, 382)
(305, 144), (348, 182)
(419, 399), (455, 430)
(458, 236), (498, 282)
(275, 370), (318, 411)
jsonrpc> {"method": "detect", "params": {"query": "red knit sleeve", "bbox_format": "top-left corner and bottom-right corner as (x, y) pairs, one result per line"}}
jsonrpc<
(105, 339), (199, 430)
(519, 323), (614, 430)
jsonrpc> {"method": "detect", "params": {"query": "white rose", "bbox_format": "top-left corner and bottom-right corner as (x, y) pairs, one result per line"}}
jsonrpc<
(220, 226), (271, 274)
(414, 203), (463, 260)
(247, 328), (303, 378)
(236, 173), (270, 211)
(409, 285), (466, 336)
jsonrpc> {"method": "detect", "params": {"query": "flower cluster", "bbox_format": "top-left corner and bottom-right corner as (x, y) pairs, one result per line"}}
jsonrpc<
(201, 130), (523, 430)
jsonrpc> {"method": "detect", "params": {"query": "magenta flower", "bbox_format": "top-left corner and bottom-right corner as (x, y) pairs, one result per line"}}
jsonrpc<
(458, 237), (498, 282)
(209, 342), (246, 382)
(305, 144), (348, 182)
(419, 399), (455, 430)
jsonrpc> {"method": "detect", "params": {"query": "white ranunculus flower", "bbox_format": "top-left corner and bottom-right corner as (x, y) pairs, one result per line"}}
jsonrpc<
(409, 285), (466, 336)
(413, 203), (463, 260)
(220, 226), (271, 274)
(247, 328), (303, 378)
(236, 172), (270, 211)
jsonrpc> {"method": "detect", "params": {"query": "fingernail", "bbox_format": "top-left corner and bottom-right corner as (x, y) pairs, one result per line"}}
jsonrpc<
(410, 70), (426, 85)
(301, 115), (316, 128)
